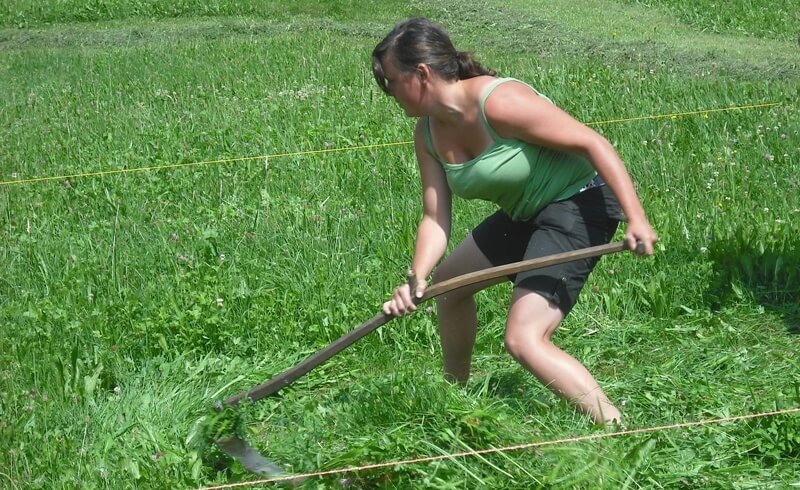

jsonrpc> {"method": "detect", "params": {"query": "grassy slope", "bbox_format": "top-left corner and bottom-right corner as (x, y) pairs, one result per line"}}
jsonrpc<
(1, 0), (798, 488)
(503, 0), (799, 77)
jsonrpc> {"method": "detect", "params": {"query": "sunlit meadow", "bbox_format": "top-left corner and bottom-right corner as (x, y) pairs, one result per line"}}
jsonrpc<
(1, 1), (798, 488)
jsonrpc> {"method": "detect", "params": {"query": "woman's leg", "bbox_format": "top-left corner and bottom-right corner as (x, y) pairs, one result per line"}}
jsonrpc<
(504, 288), (621, 424)
(433, 234), (504, 384)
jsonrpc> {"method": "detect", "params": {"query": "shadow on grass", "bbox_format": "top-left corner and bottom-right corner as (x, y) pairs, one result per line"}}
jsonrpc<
(781, 304), (800, 335)
(707, 237), (800, 334)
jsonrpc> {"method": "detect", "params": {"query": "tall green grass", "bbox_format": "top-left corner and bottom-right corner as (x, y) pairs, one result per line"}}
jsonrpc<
(1, 1), (799, 488)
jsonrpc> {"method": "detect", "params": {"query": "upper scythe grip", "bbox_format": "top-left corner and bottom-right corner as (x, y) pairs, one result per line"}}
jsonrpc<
(221, 240), (631, 408)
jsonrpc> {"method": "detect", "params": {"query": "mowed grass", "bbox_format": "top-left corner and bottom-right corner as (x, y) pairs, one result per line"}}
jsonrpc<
(1, 1), (799, 488)
(624, 0), (799, 40)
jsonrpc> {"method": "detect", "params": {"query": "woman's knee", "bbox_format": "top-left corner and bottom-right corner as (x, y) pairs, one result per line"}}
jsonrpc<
(504, 294), (563, 358)
(503, 326), (542, 360)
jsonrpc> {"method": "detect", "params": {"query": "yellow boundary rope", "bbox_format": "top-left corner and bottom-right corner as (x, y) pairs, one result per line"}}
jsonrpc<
(0, 102), (780, 187)
(198, 406), (800, 489)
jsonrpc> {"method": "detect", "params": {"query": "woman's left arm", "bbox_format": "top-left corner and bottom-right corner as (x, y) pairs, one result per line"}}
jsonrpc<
(485, 82), (658, 255)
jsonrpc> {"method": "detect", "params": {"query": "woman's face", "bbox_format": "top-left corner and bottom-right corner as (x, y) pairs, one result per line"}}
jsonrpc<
(381, 55), (424, 117)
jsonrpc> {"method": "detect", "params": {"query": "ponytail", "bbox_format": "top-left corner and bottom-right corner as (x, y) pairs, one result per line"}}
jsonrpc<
(373, 18), (496, 93)
(455, 50), (496, 79)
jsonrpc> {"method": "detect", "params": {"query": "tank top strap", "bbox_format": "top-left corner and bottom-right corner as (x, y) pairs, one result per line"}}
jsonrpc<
(478, 77), (514, 141)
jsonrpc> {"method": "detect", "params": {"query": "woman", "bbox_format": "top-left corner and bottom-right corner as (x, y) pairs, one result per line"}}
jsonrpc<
(374, 18), (657, 424)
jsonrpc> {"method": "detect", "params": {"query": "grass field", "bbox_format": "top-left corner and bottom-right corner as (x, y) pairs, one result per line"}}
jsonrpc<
(1, 1), (799, 488)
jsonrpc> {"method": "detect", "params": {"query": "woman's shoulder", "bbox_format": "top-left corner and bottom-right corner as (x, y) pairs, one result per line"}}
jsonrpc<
(484, 78), (545, 101)
(483, 79), (551, 116)
(482, 79), (559, 140)
(463, 75), (504, 101)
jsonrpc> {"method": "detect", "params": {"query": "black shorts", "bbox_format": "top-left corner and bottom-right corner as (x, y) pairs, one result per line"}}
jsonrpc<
(472, 184), (625, 315)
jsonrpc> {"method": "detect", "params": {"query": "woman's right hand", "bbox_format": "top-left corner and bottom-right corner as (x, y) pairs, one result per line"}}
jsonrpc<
(625, 218), (658, 256)
(383, 279), (427, 317)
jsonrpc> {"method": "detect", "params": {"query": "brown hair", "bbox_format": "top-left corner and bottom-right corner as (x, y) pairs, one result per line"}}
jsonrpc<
(372, 18), (496, 94)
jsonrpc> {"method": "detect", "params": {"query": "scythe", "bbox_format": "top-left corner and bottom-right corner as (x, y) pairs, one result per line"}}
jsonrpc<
(213, 240), (638, 478)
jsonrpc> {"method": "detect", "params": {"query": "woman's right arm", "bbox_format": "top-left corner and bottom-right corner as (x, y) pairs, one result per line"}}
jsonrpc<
(383, 119), (452, 316)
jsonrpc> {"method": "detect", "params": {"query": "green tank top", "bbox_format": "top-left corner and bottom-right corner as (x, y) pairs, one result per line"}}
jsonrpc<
(423, 78), (596, 221)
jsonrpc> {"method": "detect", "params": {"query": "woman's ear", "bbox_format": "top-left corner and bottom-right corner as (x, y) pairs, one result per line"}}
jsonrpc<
(415, 63), (432, 82)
